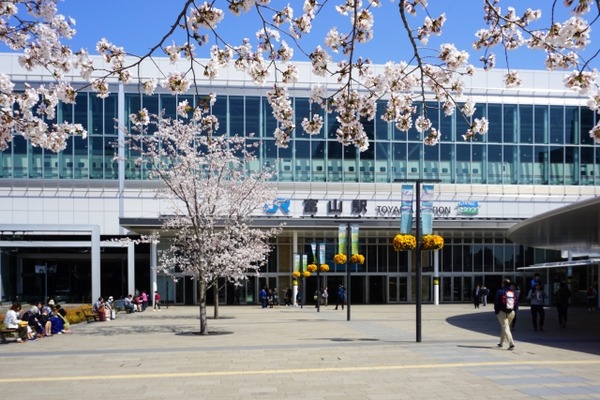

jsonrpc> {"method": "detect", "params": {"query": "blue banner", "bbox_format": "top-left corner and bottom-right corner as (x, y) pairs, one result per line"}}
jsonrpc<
(400, 184), (413, 234)
(421, 184), (434, 235)
(319, 242), (326, 265)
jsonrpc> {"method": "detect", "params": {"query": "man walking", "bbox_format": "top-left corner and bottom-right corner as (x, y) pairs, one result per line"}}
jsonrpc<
(334, 284), (346, 310)
(494, 278), (517, 350)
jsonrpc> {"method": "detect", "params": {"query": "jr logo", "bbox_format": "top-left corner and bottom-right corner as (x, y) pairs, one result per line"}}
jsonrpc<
(264, 197), (291, 214)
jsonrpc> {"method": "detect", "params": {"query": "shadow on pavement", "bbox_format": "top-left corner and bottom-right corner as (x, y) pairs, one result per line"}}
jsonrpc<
(446, 306), (600, 356)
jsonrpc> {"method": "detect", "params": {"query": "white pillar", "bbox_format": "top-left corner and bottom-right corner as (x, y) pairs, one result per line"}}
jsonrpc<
(150, 240), (158, 302)
(293, 230), (298, 306)
(127, 242), (136, 297)
(91, 225), (101, 303)
(118, 83), (125, 235)
(433, 250), (440, 305)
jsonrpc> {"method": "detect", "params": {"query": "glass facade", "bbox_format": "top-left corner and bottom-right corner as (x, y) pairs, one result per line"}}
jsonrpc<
(1, 91), (598, 186)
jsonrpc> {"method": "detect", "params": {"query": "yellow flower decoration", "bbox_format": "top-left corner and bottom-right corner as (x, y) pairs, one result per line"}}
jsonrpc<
(307, 264), (317, 272)
(302, 271), (311, 278)
(292, 271), (301, 278)
(393, 234), (417, 252)
(319, 264), (329, 272)
(350, 254), (365, 264)
(333, 253), (347, 265)
(422, 234), (444, 250)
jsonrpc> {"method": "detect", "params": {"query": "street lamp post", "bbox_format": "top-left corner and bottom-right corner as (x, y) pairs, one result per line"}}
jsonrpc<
(346, 221), (351, 321)
(415, 183), (422, 342)
(395, 178), (440, 343)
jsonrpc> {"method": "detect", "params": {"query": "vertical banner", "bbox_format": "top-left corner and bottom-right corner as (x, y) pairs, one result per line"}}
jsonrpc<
(421, 184), (434, 235)
(319, 242), (326, 265)
(351, 224), (359, 255)
(338, 224), (346, 254)
(311, 241), (317, 263)
(400, 184), (414, 234)
(294, 254), (301, 272)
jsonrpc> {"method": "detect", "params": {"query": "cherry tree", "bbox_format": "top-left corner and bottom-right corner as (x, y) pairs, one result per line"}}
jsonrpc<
(1, 0), (599, 153)
(127, 109), (280, 334)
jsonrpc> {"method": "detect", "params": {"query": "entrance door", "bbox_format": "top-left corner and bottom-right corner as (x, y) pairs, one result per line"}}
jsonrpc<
(156, 275), (191, 306)
(441, 276), (463, 302)
(369, 276), (386, 304)
(387, 276), (408, 303)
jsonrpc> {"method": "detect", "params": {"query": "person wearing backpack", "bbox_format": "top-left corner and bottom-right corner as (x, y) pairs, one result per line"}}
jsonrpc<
(494, 279), (518, 350)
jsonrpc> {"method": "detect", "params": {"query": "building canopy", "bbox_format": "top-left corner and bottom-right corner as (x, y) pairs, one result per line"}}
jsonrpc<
(507, 197), (600, 253)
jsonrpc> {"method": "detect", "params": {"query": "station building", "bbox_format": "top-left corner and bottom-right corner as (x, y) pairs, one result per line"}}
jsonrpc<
(0, 53), (598, 306)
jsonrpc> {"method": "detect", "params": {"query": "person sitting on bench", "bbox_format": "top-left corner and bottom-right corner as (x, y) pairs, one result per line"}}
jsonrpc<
(4, 302), (29, 343)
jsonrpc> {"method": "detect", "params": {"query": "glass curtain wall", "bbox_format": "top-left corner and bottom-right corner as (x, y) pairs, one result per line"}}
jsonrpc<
(1, 89), (598, 186)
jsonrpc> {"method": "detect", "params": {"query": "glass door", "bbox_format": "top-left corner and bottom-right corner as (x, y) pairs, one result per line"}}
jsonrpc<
(388, 276), (408, 303)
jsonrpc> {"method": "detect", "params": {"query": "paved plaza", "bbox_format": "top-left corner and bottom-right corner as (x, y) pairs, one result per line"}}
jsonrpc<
(1, 303), (599, 399)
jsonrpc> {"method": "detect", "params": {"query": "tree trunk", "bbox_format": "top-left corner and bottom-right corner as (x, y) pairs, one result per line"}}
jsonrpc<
(198, 279), (208, 335)
(213, 285), (220, 319)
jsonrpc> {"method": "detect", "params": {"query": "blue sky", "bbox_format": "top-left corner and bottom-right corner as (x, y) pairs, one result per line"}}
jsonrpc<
(56, 0), (599, 71)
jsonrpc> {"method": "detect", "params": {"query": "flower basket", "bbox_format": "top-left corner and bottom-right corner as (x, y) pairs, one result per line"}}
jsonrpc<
(393, 234), (417, 252)
(302, 271), (311, 278)
(333, 253), (347, 265)
(292, 271), (301, 278)
(319, 264), (329, 272)
(350, 254), (365, 265)
(422, 234), (444, 250)
(307, 264), (317, 273)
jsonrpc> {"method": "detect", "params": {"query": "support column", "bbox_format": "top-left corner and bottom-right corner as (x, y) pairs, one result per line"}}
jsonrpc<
(150, 240), (158, 305)
(127, 242), (136, 297)
(91, 225), (101, 303)
(292, 230), (298, 307)
(118, 83), (125, 235)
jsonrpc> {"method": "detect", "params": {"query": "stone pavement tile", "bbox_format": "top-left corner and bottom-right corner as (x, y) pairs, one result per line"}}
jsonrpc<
(0, 304), (599, 399)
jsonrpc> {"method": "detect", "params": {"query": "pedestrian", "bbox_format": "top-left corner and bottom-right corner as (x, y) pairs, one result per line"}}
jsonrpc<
(268, 289), (274, 308)
(554, 282), (571, 328)
(530, 273), (541, 291)
(587, 286), (597, 311)
(527, 283), (546, 331)
(260, 286), (268, 309)
(314, 288), (320, 308)
(481, 285), (489, 306)
(334, 284), (346, 310)
(154, 291), (161, 311)
(510, 283), (521, 330)
(322, 286), (329, 306)
(473, 284), (481, 308)
(494, 278), (517, 350)
(285, 287), (292, 306)
(141, 290), (148, 311)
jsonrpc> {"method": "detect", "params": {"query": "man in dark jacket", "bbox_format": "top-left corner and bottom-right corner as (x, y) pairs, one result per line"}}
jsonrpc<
(494, 279), (518, 350)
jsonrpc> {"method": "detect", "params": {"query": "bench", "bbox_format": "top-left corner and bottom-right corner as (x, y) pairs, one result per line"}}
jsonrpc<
(0, 328), (18, 343)
(82, 306), (101, 323)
